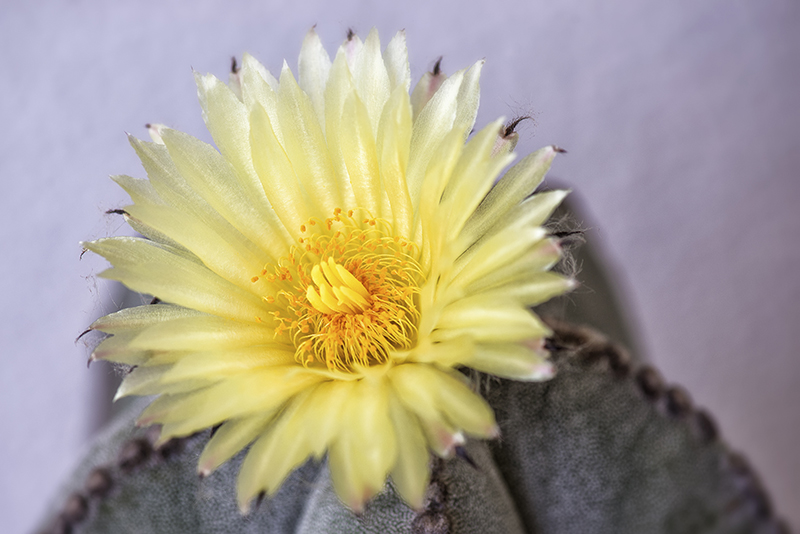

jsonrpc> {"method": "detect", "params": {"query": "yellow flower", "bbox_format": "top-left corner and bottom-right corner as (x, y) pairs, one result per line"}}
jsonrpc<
(84, 28), (573, 512)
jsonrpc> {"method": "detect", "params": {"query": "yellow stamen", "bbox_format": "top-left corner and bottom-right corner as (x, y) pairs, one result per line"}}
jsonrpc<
(264, 209), (423, 372)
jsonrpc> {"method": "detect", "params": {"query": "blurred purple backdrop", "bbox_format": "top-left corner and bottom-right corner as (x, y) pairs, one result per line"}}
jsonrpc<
(1, 1), (798, 531)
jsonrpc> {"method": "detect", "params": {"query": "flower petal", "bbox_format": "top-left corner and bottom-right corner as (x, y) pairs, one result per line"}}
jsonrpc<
(85, 237), (268, 322)
(198, 414), (276, 477)
(383, 31), (410, 93)
(388, 395), (429, 510)
(298, 27), (332, 129)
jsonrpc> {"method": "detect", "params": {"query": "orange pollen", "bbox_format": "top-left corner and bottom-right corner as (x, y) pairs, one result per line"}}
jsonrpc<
(262, 208), (422, 372)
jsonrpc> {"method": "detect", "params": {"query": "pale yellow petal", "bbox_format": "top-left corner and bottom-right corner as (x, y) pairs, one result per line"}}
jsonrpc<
(448, 226), (547, 290)
(129, 315), (277, 351)
(440, 119), (513, 238)
(138, 367), (326, 433)
(122, 211), (190, 253)
(467, 344), (555, 381)
(86, 237), (269, 322)
(407, 70), (464, 210)
(462, 238), (562, 294)
(198, 413), (276, 476)
(159, 346), (295, 384)
(91, 331), (149, 365)
(111, 174), (164, 206)
(124, 203), (270, 292)
(376, 87), (414, 238)
(302, 381), (355, 458)
(341, 91), (383, 217)
(128, 136), (268, 262)
(410, 67), (446, 120)
(236, 390), (317, 509)
(277, 64), (343, 214)
(90, 304), (203, 334)
(453, 60), (484, 134)
(383, 30), (410, 93)
(389, 364), (496, 438)
(329, 378), (395, 512)
(324, 49), (358, 208)
(115, 365), (216, 399)
(351, 28), (390, 136)
(194, 73), (293, 248)
(240, 53), (282, 143)
(298, 27), (332, 129)
(461, 146), (559, 244)
(249, 102), (313, 234)
(404, 335), (474, 366)
(435, 303), (551, 342)
(161, 128), (289, 260)
(463, 272), (576, 307)
(388, 395), (429, 510)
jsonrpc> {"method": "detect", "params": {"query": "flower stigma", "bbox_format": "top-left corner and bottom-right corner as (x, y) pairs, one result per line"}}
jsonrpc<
(257, 209), (423, 372)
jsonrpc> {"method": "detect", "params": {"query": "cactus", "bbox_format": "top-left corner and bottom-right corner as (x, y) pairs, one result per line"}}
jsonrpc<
(40, 201), (789, 533)
(39, 319), (788, 534)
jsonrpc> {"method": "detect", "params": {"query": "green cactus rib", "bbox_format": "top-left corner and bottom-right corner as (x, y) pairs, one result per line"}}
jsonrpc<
(485, 318), (789, 534)
(39, 319), (789, 534)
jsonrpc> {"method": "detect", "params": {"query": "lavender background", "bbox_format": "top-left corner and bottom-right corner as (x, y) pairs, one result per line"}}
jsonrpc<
(1, 1), (798, 532)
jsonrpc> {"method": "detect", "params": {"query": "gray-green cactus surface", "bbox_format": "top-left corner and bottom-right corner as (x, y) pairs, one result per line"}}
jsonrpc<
(40, 320), (788, 534)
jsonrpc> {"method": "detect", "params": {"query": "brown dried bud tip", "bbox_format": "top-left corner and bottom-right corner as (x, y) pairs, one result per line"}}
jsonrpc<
(230, 56), (239, 74)
(432, 56), (443, 76)
(346, 28), (356, 41)
(504, 116), (532, 137)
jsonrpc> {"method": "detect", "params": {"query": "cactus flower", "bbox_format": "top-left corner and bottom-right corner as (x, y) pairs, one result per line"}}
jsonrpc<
(83, 28), (573, 513)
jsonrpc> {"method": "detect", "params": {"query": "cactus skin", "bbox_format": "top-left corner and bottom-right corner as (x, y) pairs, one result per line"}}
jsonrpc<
(39, 320), (789, 534)
(487, 320), (787, 534)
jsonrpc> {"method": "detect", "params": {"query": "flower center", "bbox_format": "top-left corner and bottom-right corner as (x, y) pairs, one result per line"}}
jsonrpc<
(261, 209), (423, 372)
(306, 257), (371, 314)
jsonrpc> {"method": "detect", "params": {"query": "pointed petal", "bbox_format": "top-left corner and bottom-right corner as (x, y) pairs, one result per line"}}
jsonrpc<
(376, 87), (414, 237)
(194, 73), (292, 249)
(388, 395), (429, 510)
(467, 344), (555, 381)
(160, 128), (288, 260)
(351, 28), (390, 136)
(406, 71), (465, 210)
(250, 102), (313, 234)
(85, 237), (268, 322)
(298, 27), (332, 129)
(277, 65), (343, 215)
(340, 91), (382, 217)
(129, 316), (277, 351)
(383, 30), (411, 92)
(160, 346), (296, 384)
(198, 414), (275, 476)
(453, 60), (484, 133)
(462, 146), (559, 244)
(90, 304), (203, 334)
